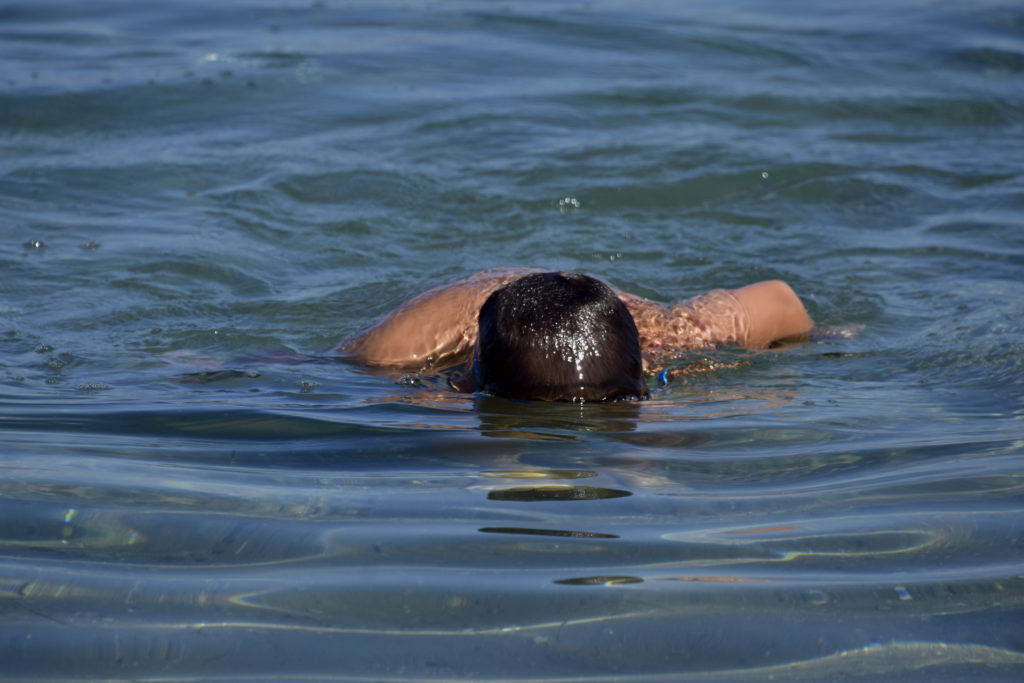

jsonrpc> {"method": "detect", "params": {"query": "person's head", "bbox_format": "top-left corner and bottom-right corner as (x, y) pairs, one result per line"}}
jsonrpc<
(472, 272), (649, 402)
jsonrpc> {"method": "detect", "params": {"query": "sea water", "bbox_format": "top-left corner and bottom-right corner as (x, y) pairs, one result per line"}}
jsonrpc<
(1, 0), (1023, 680)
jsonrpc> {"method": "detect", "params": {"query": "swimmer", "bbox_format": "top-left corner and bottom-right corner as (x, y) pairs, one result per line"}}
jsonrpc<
(338, 267), (816, 402)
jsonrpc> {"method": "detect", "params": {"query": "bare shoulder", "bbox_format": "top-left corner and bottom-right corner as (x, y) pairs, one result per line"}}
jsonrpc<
(337, 267), (541, 368)
(618, 279), (814, 365)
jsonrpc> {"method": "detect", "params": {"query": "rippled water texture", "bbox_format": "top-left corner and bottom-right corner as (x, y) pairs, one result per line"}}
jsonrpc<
(1, 0), (1023, 680)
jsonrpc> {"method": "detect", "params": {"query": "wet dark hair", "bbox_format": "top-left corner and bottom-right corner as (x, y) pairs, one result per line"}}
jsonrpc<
(473, 272), (649, 402)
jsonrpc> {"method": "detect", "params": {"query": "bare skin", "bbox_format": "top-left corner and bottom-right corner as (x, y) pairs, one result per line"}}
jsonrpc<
(338, 268), (814, 373)
(730, 281), (816, 349)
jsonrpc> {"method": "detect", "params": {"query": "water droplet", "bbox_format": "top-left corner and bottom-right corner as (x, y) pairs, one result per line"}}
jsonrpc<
(558, 196), (580, 213)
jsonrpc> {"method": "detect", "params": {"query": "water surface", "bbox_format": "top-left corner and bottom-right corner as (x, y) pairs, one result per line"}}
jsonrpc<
(1, 0), (1023, 680)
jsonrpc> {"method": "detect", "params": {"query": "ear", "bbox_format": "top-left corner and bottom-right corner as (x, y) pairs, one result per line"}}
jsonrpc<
(447, 364), (476, 393)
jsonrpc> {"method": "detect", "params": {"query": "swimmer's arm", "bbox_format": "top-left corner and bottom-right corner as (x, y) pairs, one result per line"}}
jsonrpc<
(336, 267), (540, 368)
(617, 280), (812, 354)
(728, 280), (814, 347)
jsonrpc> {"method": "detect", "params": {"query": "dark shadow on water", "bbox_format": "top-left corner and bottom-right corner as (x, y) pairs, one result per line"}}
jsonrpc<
(486, 485), (633, 502)
(478, 527), (619, 539)
(472, 394), (643, 441)
(554, 575), (645, 585)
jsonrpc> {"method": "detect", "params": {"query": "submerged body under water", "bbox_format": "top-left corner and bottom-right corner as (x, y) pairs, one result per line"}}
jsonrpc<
(1, 0), (1023, 680)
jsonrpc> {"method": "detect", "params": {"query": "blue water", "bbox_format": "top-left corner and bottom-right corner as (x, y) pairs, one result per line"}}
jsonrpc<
(2, 0), (1023, 680)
